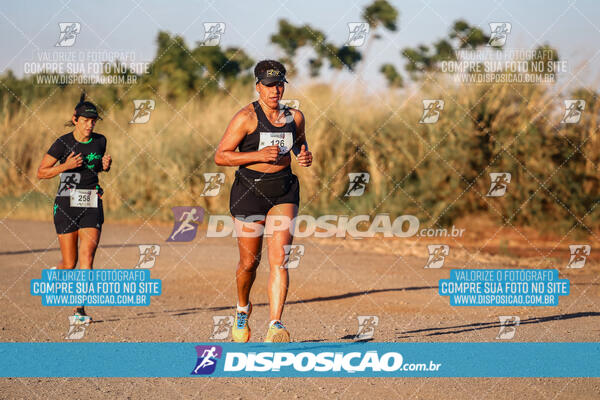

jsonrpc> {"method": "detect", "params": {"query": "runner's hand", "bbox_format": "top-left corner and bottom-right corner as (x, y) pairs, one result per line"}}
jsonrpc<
(259, 145), (280, 163)
(65, 152), (83, 169)
(102, 154), (112, 171)
(297, 145), (312, 167)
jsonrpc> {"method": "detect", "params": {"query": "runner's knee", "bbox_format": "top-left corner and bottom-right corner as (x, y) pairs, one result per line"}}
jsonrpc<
(269, 249), (287, 269)
(79, 246), (97, 259)
(78, 250), (94, 263)
(238, 254), (261, 272)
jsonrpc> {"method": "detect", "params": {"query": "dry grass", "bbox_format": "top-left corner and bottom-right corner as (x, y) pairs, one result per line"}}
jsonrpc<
(1, 80), (598, 235)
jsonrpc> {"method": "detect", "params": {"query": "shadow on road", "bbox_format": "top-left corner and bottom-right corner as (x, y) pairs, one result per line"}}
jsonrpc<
(92, 285), (438, 323)
(396, 311), (600, 338)
(0, 243), (147, 256)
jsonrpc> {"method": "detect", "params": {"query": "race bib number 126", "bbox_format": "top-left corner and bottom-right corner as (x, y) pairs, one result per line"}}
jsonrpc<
(258, 132), (293, 154)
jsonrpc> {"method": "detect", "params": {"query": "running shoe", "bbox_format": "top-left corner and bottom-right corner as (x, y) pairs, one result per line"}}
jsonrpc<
(264, 320), (290, 343)
(73, 307), (92, 323)
(232, 303), (252, 343)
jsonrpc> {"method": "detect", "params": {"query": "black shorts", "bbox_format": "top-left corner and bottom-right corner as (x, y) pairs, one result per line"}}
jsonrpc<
(229, 167), (299, 220)
(53, 197), (104, 234)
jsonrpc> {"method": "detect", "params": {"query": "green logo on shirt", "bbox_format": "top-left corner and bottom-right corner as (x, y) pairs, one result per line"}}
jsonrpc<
(85, 152), (102, 170)
(53, 204), (58, 216)
(85, 153), (102, 163)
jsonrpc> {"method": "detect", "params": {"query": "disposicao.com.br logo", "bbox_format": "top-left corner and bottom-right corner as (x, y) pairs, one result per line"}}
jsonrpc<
(206, 214), (464, 239)
(225, 351), (411, 373)
(191, 346), (442, 376)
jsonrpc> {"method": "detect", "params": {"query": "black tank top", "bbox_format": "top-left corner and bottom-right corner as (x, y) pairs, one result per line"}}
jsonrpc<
(238, 101), (298, 154)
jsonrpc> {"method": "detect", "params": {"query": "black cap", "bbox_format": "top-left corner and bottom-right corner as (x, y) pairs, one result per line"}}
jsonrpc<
(75, 101), (101, 120)
(256, 69), (288, 86)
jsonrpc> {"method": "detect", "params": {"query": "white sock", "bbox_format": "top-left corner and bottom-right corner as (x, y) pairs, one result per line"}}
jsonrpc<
(269, 319), (281, 327)
(236, 303), (250, 313)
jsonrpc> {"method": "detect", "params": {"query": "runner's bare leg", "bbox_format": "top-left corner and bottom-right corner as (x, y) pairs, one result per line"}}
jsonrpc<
(77, 227), (100, 315)
(57, 231), (78, 269)
(266, 203), (297, 321)
(78, 227), (100, 268)
(233, 218), (264, 307)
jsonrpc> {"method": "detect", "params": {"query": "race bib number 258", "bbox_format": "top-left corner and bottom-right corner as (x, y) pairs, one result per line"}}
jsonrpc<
(70, 189), (98, 208)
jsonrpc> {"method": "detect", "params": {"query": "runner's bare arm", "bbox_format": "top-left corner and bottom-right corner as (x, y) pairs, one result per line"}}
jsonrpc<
(214, 106), (279, 166)
(37, 152), (83, 179)
(292, 110), (312, 167)
(292, 109), (307, 156)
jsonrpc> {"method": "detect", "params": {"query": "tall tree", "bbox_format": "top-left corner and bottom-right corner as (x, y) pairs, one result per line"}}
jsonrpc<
(527, 44), (559, 78)
(145, 32), (199, 100)
(142, 31), (254, 100)
(270, 19), (362, 77)
(359, 0), (399, 78)
(449, 20), (490, 49)
(269, 20), (314, 76)
(401, 20), (490, 80)
(380, 63), (403, 88)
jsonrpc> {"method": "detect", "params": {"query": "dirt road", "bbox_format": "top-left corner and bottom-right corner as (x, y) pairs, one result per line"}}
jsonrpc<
(1, 219), (599, 398)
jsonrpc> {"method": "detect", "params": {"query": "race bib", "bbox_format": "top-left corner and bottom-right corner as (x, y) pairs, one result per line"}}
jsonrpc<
(70, 189), (98, 208)
(258, 132), (293, 154)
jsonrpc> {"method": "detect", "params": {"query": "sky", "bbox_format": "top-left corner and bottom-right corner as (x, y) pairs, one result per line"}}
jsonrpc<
(1, 0), (599, 90)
